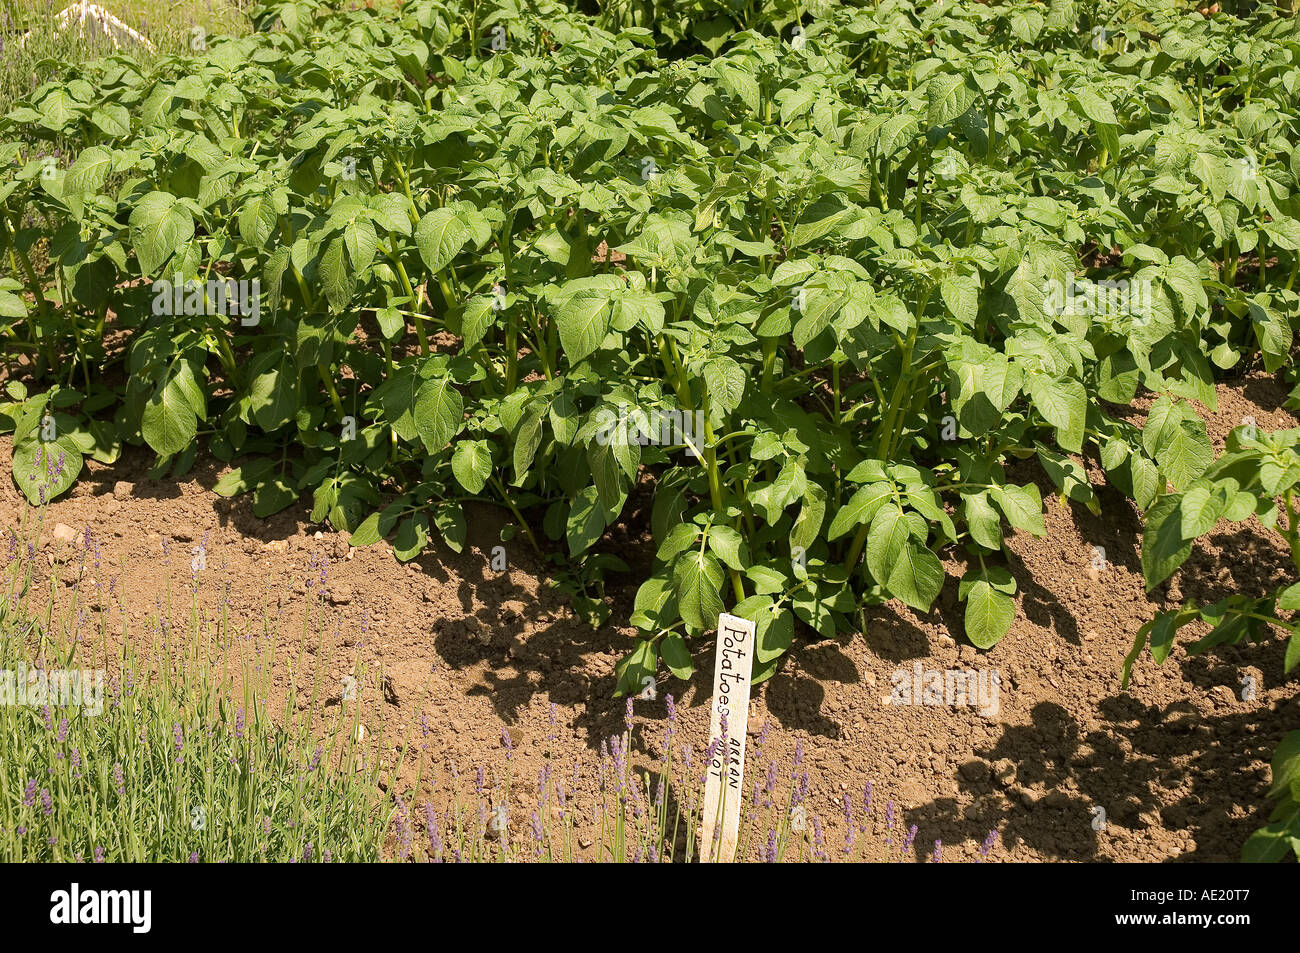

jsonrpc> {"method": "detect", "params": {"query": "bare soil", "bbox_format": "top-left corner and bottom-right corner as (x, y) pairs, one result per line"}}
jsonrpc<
(1, 371), (1297, 862)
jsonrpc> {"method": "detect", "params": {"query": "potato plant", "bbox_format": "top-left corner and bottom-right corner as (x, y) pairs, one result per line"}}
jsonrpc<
(1, 0), (1298, 698)
(1126, 419), (1300, 860)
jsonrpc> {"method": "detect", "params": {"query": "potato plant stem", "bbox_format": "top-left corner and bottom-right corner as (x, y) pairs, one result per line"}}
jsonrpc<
(317, 364), (344, 415)
(700, 388), (745, 604)
(387, 241), (428, 354)
(489, 475), (541, 556)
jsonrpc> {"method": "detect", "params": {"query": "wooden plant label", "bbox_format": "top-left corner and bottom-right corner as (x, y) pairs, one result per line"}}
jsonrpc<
(700, 612), (756, 863)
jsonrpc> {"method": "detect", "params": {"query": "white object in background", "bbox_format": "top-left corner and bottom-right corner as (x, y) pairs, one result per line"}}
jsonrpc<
(23, 2), (156, 53)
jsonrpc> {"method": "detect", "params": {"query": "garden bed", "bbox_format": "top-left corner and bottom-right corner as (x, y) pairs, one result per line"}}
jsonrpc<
(2, 0), (1300, 862)
(2, 372), (1294, 861)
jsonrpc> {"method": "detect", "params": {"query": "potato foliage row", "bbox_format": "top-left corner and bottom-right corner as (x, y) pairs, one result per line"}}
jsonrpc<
(1, 0), (1299, 715)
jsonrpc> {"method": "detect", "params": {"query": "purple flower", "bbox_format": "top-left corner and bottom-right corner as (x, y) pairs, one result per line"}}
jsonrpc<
(791, 772), (810, 808)
(607, 734), (628, 803)
(23, 779), (37, 807)
(842, 794), (855, 855)
(703, 735), (721, 769)
(765, 830), (778, 863)
(173, 723), (184, 762)
(903, 824), (918, 856)
(977, 829), (998, 862)
(759, 762), (777, 808)
(393, 799), (411, 861)
(930, 840), (942, 863)
(112, 763), (124, 796)
(425, 804), (443, 862)
(529, 810), (544, 852)
(40, 789), (52, 815)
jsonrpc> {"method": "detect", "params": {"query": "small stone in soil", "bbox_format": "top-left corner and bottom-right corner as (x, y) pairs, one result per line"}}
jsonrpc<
(112, 481), (134, 500)
(1041, 791), (1070, 809)
(1209, 685), (1236, 706)
(992, 758), (1016, 787)
(381, 674), (399, 705)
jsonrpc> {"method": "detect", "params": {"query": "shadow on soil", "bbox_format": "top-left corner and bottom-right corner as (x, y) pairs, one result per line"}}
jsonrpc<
(902, 640), (1296, 862)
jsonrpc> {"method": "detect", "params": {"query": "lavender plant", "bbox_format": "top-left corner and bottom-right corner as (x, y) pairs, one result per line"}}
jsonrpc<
(0, 508), (388, 861)
(2, 503), (999, 863)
